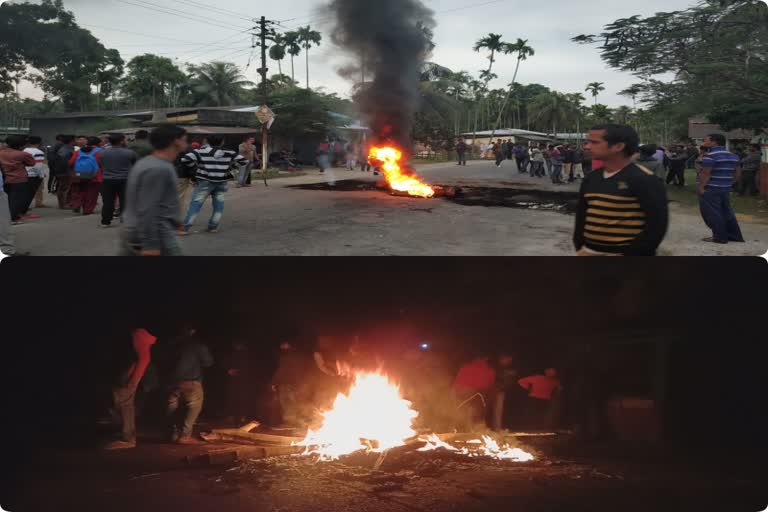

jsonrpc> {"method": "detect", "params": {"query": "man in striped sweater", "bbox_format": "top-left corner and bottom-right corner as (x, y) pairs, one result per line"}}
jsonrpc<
(178, 135), (247, 235)
(698, 134), (745, 244)
(574, 124), (669, 256)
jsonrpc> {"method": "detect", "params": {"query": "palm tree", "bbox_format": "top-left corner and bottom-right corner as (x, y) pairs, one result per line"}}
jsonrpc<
(490, 39), (535, 139)
(586, 82), (606, 106)
(188, 61), (254, 106)
(613, 105), (633, 124)
(473, 33), (510, 91)
(296, 26), (322, 90)
(283, 31), (301, 82)
(269, 34), (287, 77)
(528, 91), (580, 136)
(589, 104), (613, 124)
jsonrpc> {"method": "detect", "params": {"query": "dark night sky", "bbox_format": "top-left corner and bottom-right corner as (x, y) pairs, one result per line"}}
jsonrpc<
(0, 258), (765, 460)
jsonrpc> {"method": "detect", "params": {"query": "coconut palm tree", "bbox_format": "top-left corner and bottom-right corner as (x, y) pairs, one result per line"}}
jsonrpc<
(586, 82), (606, 106)
(490, 39), (535, 139)
(283, 31), (302, 82)
(589, 104), (613, 124)
(473, 33), (510, 91)
(296, 26), (322, 90)
(613, 105), (633, 124)
(528, 91), (580, 136)
(269, 34), (287, 77)
(188, 61), (254, 106)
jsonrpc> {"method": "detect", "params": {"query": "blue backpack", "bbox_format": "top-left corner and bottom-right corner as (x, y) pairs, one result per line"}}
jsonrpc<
(74, 148), (100, 179)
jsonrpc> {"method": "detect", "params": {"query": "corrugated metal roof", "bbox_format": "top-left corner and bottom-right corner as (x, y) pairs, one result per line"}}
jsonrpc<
(101, 125), (259, 135)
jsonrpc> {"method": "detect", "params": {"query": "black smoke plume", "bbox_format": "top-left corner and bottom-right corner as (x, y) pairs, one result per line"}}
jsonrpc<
(327, 0), (435, 153)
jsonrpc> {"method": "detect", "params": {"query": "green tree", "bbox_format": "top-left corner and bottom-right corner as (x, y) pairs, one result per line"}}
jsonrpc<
(585, 82), (606, 106)
(282, 31), (302, 83)
(490, 38), (535, 139)
(267, 87), (336, 139)
(121, 54), (187, 108)
(528, 91), (580, 136)
(573, 0), (768, 132)
(588, 104), (613, 124)
(269, 34), (287, 77)
(187, 62), (254, 107)
(296, 26), (322, 90)
(1, 0), (124, 111)
(473, 33), (511, 91)
(613, 106), (633, 124)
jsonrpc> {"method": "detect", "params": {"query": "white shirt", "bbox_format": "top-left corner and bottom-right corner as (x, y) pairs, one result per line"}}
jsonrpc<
(24, 147), (47, 178)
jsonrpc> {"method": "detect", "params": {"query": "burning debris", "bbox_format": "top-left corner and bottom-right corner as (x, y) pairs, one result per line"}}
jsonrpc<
(293, 371), (534, 464)
(327, 0), (437, 198)
(368, 146), (435, 199)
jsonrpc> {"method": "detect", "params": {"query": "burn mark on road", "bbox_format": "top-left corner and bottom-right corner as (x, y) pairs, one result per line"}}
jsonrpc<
(288, 180), (578, 214)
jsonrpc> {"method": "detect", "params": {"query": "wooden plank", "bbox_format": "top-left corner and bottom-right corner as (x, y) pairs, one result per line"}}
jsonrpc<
(210, 428), (305, 446)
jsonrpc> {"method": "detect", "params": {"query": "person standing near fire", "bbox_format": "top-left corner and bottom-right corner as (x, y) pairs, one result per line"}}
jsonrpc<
(491, 353), (520, 431)
(453, 354), (497, 431)
(105, 327), (158, 450)
(574, 124), (669, 256)
(162, 325), (214, 444)
(272, 340), (313, 427)
(518, 368), (562, 429)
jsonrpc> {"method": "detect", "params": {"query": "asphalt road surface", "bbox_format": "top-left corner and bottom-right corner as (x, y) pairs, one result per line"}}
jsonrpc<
(10, 160), (768, 256)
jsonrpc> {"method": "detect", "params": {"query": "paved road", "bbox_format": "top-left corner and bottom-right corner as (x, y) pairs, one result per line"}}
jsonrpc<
(9, 160), (768, 256)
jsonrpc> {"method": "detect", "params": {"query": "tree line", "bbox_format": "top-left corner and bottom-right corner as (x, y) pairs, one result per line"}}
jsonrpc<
(2, 0), (765, 147)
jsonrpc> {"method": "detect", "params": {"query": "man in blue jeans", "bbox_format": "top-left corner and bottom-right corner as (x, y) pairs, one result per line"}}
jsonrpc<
(698, 133), (745, 245)
(178, 135), (247, 235)
(165, 326), (214, 444)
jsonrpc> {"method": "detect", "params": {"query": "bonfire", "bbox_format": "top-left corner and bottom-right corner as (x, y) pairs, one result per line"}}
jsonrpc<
(294, 371), (534, 463)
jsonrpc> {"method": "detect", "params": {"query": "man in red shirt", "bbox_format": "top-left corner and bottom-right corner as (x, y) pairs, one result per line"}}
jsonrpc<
(454, 356), (497, 431)
(0, 135), (35, 223)
(518, 368), (562, 429)
(106, 328), (158, 450)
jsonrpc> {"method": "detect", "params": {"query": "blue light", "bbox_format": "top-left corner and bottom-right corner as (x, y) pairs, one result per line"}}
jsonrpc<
(420, 343), (430, 350)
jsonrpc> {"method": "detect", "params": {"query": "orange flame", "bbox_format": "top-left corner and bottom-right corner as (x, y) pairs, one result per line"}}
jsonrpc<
(295, 370), (534, 463)
(369, 146), (435, 199)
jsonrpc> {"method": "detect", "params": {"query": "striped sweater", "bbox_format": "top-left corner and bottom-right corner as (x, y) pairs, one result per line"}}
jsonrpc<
(181, 146), (247, 183)
(574, 163), (669, 256)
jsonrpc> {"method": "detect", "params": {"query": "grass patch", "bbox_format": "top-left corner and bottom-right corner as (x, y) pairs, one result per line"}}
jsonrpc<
(666, 169), (768, 222)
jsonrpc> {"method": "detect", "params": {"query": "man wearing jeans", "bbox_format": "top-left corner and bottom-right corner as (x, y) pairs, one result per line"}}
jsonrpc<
(106, 328), (158, 450)
(698, 134), (745, 245)
(179, 135), (247, 235)
(165, 327), (214, 444)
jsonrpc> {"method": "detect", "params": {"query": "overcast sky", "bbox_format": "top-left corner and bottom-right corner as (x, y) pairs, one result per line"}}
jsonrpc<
(15, 0), (695, 107)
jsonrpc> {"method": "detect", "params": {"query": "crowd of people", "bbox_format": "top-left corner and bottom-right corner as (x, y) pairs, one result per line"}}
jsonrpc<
(0, 127), (270, 256)
(316, 138), (378, 175)
(106, 328), (567, 450)
(454, 125), (759, 254)
(466, 137), (763, 197)
(0, 123), (763, 257)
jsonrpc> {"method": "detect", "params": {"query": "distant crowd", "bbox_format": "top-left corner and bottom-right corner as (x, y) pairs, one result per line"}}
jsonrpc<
(457, 137), (763, 197)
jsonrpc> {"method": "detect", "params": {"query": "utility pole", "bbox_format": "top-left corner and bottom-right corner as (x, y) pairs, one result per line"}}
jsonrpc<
(258, 16), (270, 174)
